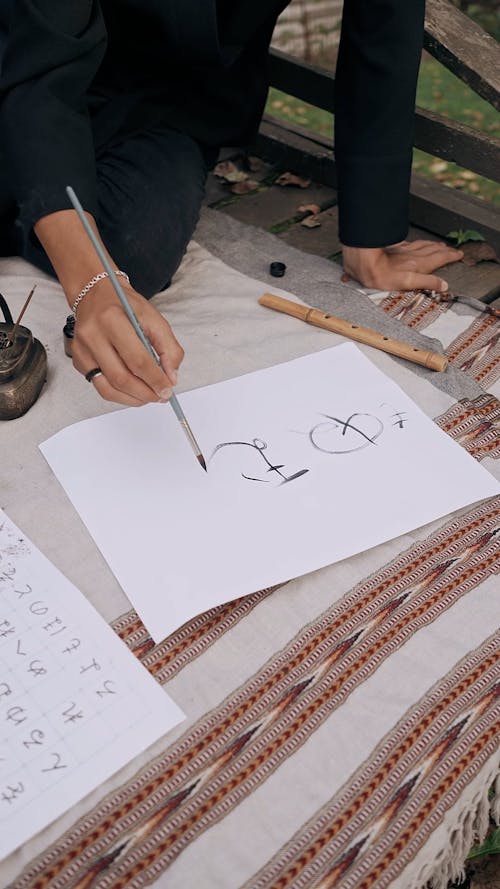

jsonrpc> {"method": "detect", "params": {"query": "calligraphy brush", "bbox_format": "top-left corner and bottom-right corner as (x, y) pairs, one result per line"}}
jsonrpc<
(66, 186), (207, 471)
(11, 285), (37, 344)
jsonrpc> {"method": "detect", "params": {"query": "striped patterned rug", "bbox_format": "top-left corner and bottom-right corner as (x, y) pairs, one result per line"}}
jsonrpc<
(2, 240), (499, 889)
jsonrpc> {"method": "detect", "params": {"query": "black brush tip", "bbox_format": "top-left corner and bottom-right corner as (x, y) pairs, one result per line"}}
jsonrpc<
(197, 454), (207, 471)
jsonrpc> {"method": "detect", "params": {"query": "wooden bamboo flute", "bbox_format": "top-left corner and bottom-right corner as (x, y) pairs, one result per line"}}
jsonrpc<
(258, 293), (448, 372)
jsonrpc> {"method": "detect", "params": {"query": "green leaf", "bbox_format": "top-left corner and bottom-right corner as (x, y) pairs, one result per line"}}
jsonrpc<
(461, 229), (486, 242)
(446, 228), (486, 246)
(466, 827), (500, 860)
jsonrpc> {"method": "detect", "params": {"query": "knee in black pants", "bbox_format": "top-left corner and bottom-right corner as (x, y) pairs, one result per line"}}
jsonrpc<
(96, 129), (212, 298)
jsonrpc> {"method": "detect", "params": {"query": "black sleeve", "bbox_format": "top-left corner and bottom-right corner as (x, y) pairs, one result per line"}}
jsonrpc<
(0, 0), (106, 230)
(334, 0), (425, 248)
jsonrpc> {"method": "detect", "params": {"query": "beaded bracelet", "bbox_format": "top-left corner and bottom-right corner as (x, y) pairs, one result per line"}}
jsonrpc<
(71, 270), (130, 318)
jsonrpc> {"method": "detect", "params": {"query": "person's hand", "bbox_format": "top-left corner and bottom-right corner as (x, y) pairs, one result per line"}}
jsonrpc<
(341, 240), (463, 292)
(71, 280), (184, 406)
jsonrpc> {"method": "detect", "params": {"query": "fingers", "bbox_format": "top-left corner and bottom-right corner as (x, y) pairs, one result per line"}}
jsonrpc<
(145, 315), (184, 384)
(401, 249), (461, 275)
(73, 291), (184, 405)
(390, 271), (449, 293)
(94, 337), (171, 403)
(91, 374), (144, 407)
(385, 240), (463, 265)
(108, 313), (173, 398)
(72, 341), (145, 406)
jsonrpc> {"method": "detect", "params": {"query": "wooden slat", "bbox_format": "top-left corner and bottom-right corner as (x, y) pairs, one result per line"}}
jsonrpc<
(268, 51), (499, 183)
(268, 49), (334, 113)
(424, 0), (500, 110)
(410, 173), (500, 255)
(255, 116), (500, 252)
(272, 1), (500, 114)
(256, 114), (336, 188)
(414, 107), (500, 182)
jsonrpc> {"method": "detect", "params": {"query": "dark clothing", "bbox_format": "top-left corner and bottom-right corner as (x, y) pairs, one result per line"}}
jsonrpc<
(19, 127), (215, 297)
(0, 0), (425, 270)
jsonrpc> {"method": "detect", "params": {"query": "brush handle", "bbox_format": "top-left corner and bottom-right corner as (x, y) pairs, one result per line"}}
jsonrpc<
(259, 293), (448, 372)
(66, 186), (203, 462)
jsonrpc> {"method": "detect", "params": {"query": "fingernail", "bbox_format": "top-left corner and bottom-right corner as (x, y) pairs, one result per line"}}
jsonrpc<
(170, 369), (178, 386)
(439, 280), (448, 292)
(160, 387), (172, 401)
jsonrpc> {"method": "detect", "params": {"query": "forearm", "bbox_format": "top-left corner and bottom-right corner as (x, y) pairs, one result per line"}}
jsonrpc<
(34, 211), (116, 308)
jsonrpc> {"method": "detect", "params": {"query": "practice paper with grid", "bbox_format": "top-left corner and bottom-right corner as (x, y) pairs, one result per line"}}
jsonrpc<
(0, 511), (184, 860)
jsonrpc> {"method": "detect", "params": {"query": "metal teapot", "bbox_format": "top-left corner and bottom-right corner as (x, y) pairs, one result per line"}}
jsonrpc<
(0, 291), (47, 420)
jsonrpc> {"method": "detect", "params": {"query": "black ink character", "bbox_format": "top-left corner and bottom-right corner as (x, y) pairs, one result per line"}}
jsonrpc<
(6, 706), (27, 726)
(211, 438), (309, 486)
(0, 564), (16, 582)
(1, 782), (24, 804)
(96, 680), (116, 698)
(308, 413), (384, 454)
(28, 659), (47, 678)
(29, 600), (49, 616)
(380, 403), (409, 429)
(62, 702), (84, 723)
(62, 638), (81, 655)
(41, 752), (67, 772)
(23, 729), (45, 749)
(80, 658), (101, 674)
(43, 617), (66, 636)
(0, 619), (15, 639)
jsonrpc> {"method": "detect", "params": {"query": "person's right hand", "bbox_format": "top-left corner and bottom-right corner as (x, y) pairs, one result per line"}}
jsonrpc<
(71, 279), (184, 406)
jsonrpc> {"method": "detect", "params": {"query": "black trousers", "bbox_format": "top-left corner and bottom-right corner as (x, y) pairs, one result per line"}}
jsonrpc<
(0, 125), (216, 298)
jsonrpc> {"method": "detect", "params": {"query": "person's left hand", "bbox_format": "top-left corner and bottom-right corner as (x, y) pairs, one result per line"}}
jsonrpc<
(341, 240), (463, 292)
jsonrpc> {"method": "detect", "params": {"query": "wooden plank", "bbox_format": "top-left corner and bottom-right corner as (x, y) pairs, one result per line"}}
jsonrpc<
(256, 115), (336, 187)
(414, 107), (500, 183)
(255, 116), (500, 251)
(268, 49), (334, 113)
(424, 0), (500, 110)
(268, 51), (499, 181)
(278, 205), (342, 258)
(220, 181), (336, 230)
(410, 173), (500, 255)
(441, 262), (500, 302)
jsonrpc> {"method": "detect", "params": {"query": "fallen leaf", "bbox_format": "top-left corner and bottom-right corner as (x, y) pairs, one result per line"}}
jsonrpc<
(460, 241), (499, 265)
(430, 160), (448, 174)
(297, 203), (321, 215)
(301, 215), (322, 228)
(214, 161), (248, 183)
(230, 179), (259, 195)
(224, 169), (248, 183)
(247, 156), (267, 174)
(276, 171), (312, 188)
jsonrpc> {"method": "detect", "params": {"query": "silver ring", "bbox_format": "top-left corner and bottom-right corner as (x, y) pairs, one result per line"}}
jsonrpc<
(85, 367), (103, 383)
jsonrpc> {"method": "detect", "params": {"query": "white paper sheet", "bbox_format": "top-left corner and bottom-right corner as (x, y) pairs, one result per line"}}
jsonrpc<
(0, 511), (184, 860)
(41, 344), (499, 643)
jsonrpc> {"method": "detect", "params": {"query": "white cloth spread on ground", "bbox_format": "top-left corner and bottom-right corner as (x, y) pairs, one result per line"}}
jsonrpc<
(1, 225), (499, 889)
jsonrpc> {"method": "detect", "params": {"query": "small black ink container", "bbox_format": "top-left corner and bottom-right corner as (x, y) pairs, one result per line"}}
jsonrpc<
(63, 314), (75, 358)
(269, 261), (286, 278)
